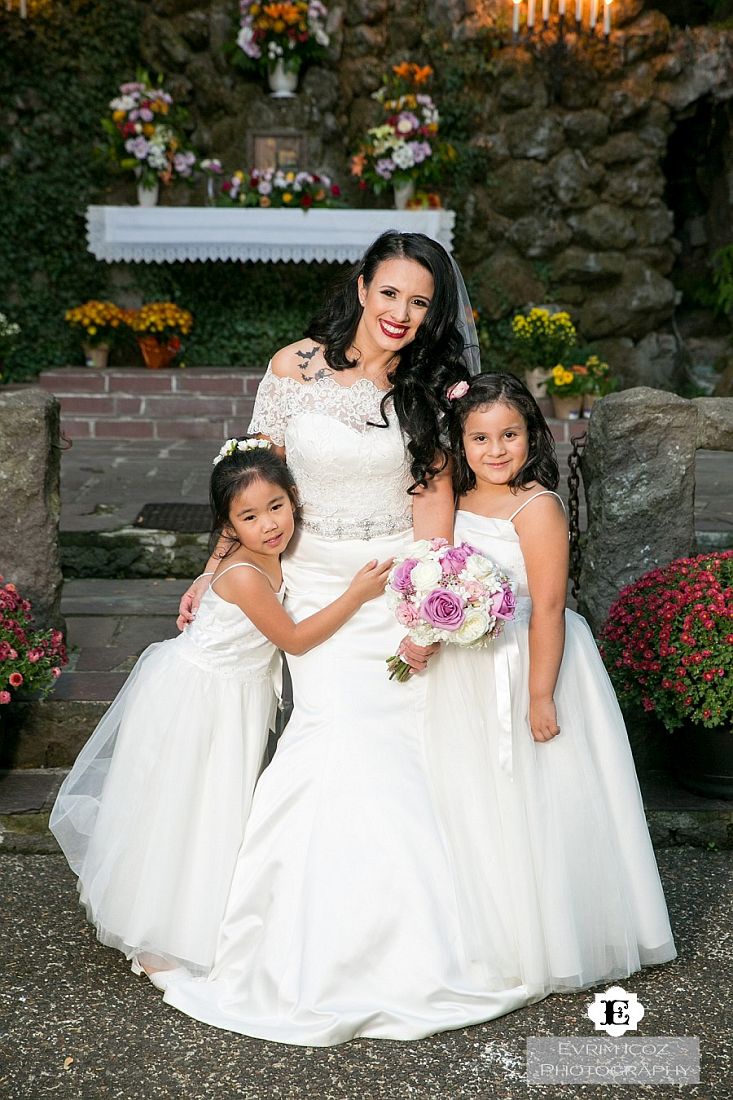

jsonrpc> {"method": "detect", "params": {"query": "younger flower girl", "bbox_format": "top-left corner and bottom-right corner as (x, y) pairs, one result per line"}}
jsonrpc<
(50, 439), (390, 982)
(423, 372), (676, 1002)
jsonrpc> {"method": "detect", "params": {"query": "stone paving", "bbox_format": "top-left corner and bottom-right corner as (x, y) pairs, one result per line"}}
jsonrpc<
(1, 849), (730, 1099)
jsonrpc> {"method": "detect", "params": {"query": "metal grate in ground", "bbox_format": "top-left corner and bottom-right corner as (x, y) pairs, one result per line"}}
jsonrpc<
(133, 502), (212, 532)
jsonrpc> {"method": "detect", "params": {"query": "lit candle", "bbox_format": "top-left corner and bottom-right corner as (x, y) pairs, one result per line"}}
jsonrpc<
(559, 0), (566, 14)
(528, 0), (536, 28)
(575, 0), (582, 24)
(589, 0), (598, 27)
(513, 0), (522, 35)
(542, 0), (550, 22)
(20, 0), (27, 15)
(603, 0), (612, 35)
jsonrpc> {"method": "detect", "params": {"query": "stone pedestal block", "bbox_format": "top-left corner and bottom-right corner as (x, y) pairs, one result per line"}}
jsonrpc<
(0, 389), (63, 629)
(578, 387), (699, 634)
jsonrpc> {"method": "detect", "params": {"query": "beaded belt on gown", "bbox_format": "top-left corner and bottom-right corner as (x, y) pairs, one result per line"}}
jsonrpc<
(299, 513), (412, 541)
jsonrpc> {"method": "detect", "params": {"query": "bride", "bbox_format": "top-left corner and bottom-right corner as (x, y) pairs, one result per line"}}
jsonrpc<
(167, 231), (674, 1045)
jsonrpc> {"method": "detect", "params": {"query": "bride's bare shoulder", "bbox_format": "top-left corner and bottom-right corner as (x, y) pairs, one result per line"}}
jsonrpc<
(270, 339), (327, 381)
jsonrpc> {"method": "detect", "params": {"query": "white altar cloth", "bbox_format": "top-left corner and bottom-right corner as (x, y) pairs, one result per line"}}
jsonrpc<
(85, 206), (456, 264)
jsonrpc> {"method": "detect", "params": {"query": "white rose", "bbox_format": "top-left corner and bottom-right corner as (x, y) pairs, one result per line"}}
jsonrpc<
(409, 623), (439, 646)
(465, 554), (498, 582)
(410, 559), (442, 592)
(453, 608), (490, 647)
(405, 539), (432, 561)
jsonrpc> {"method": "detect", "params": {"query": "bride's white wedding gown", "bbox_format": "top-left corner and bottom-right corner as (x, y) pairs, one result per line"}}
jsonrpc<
(164, 368), (676, 1045)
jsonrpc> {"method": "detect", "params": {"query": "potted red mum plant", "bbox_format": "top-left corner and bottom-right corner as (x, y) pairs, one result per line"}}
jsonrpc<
(0, 577), (68, 708)
(600, 551), (732, 799)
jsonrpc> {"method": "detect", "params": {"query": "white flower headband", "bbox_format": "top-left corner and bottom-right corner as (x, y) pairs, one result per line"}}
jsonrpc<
(212, 437), (271, 466)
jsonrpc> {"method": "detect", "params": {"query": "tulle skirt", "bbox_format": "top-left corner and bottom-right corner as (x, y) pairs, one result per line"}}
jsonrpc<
(422, 605), (677, 997)
(50, 637), (276, 975)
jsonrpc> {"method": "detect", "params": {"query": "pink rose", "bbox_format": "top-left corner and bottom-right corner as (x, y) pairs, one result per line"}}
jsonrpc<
(491, 585), (516, 621)
(0, 690), (10, 704)
(429, 537), (449, 551)
(446, 380), (469, 401)
(420, 589), (465, 631)
(9, 672), (23, 688)
(52, 667), (62, 679)
(395, 602), (420, 628)
(391, 558), (418, 593)
(27, 649), (42, 663)
(440, 545), (472, 576)
(463, 579), (487, 600)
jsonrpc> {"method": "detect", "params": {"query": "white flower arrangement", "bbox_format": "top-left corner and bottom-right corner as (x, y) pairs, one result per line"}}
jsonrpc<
(212, 437), (271, 466)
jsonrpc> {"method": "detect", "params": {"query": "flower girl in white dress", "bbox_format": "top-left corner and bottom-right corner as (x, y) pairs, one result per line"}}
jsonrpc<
(50, 439), (390, 982)
(423, 372), (677, 1002)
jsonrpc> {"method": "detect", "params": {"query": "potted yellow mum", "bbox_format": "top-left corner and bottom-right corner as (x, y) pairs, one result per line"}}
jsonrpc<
(65, 300), (127, 368)
(127, 302), (193, 368)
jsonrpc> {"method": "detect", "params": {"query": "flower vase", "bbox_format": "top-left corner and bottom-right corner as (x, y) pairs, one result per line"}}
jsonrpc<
(268, 59), (298, 98)
(82, 343), (110, 369)
(524, 367), (551, 400)
(393, 180), (415, 210)
(136, 180), (159, 207)
(138, 336), (178, 370)
(551, 394), (583, 420)
(672, 721), (733, 800)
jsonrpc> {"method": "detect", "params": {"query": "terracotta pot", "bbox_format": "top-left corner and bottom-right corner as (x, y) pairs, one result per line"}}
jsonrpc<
(393, 180), (415, 210)
(672, 721), (733, 800)
(582, 393), (600, 418)
(82, 343), (110, 369)
(137, 335), (180, 370)
(268, 59), (298, 98)
(524, 367), (551, 399)
(551, 394), (583, 420)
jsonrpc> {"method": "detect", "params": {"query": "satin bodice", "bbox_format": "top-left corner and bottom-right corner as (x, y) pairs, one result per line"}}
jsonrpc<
(179, 583), (284, 678)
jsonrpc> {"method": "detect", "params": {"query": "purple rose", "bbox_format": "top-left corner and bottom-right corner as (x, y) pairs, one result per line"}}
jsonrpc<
(491, 585), (516, 621)
(420, 589), (465, 631)
(440, 545), (472, 576)
(391, 558), (418, 593)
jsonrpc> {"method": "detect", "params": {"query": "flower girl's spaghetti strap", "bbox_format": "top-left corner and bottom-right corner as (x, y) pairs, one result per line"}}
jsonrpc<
(507, 490), (565, 522)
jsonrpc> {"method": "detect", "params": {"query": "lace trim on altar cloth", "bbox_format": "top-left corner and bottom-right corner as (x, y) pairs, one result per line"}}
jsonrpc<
(248, 366), (392, 445)
(299, 513), (412, 541)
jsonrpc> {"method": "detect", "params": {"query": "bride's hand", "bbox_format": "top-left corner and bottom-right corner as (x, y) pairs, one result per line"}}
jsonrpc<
(398, 637), (440, 673)
(176, 575), (211, 632)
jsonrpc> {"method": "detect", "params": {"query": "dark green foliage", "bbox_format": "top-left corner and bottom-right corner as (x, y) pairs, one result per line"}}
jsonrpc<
(0, 1), (144, 380)
(127, 262), (344, 367)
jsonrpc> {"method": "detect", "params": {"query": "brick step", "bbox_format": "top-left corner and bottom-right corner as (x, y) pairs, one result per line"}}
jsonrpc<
(40, 367), (261, 440)
(39, 367), (589, 443)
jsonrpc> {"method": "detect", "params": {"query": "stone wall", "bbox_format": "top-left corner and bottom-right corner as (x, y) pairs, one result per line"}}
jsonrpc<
(0, 389), (63, 629)
(134, 1), (733, 387)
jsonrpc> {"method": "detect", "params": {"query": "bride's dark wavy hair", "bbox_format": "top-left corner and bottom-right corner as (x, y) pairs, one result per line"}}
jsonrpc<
(448, 372), (559, 496)
(305, 230), (471, 492)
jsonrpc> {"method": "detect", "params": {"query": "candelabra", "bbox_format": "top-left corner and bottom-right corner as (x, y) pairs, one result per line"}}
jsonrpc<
(508, 0), (614, 103)
(511, 0), (614, 42)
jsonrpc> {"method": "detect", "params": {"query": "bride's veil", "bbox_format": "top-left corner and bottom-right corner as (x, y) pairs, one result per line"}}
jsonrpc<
(451, 256), (481, 376)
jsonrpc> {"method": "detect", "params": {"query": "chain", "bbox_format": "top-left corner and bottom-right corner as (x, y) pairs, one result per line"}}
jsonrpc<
(567, 430), (587, 602)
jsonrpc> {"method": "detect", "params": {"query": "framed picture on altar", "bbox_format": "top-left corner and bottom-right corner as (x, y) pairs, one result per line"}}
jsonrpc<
(248, 131), (307, 172)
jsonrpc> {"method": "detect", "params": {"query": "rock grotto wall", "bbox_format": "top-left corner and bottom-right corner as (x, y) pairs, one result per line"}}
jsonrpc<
(136, 1), (733, 385)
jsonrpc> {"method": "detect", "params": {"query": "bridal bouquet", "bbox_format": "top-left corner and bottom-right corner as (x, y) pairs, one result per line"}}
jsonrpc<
(385, 538), (515, 682)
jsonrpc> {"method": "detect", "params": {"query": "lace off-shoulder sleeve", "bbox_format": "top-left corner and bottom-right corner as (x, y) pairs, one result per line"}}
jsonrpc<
(247, 364), (289, 446)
